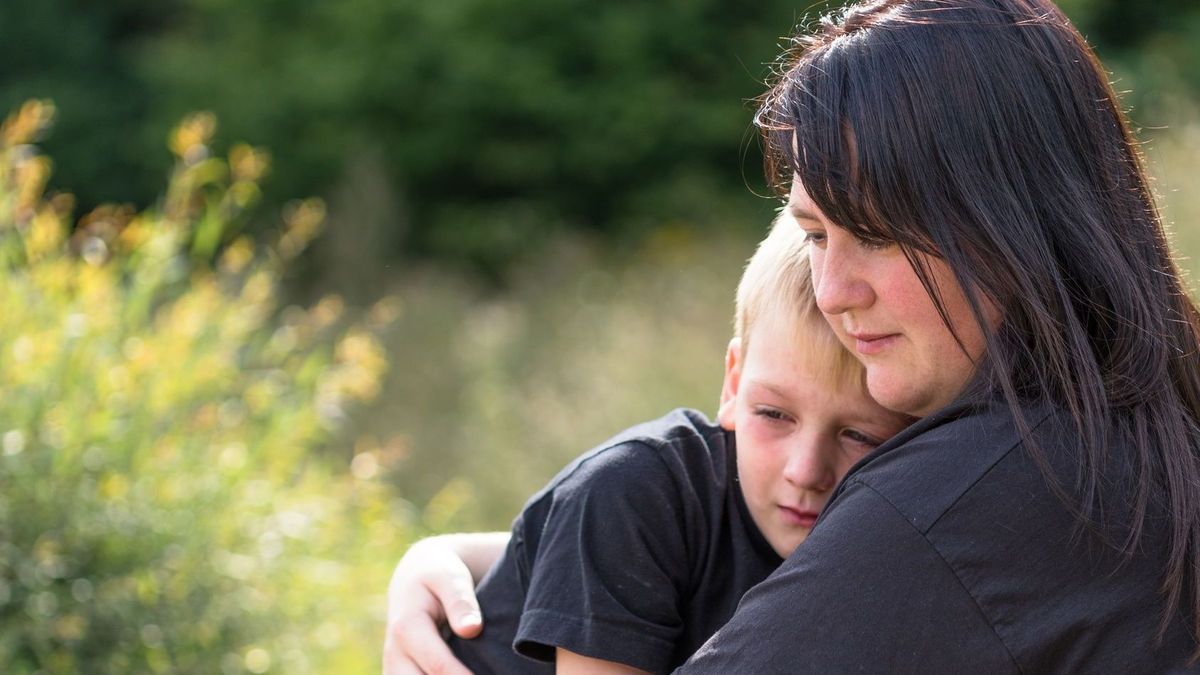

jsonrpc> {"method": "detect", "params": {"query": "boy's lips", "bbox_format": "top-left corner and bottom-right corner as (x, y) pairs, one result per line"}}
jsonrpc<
(848, 331), (900, 356)
(778, 505), (820, 528)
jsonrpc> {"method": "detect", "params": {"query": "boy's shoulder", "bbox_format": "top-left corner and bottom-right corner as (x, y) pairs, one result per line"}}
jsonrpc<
(529, 407), (732, 505)
(503, 408), (776, 672)
(597, 407), (727, 456)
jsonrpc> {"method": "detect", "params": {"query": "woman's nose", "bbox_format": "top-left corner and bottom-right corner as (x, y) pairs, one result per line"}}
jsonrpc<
(812, 241), (874, 317)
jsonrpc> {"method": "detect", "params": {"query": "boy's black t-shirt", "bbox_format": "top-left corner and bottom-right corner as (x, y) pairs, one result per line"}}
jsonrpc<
(448, 408), (783, 674)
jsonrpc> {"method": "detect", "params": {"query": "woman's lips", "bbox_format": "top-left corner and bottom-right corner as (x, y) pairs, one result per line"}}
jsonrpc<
(778, 506), (819, 528)
(851, 332), (900, 356)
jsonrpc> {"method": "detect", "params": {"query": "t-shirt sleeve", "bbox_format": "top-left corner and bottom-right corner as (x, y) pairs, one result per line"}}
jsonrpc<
(674, 480), (1018, 674)
(516, 440), (697, 673)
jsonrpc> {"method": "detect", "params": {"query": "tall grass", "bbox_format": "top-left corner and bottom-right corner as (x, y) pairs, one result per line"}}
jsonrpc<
(372, 227), (757, 530)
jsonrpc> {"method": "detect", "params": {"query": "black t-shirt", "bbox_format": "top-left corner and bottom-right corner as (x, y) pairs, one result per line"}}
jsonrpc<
(448, 408), (783, 674)
(676, 400), (1199, 673)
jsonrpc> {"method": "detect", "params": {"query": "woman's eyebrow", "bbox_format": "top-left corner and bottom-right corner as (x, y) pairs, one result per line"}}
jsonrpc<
(788, 206), (822, 223)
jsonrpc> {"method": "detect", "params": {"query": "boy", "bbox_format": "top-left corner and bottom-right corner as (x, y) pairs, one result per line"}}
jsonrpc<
(387, 217), (912, 673)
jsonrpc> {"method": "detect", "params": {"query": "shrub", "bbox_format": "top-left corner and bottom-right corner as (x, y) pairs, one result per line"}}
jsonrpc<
(0, 100), (410, 673)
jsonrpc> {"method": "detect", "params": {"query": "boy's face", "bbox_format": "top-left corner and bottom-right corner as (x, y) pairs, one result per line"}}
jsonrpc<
(717, 313), (912, 558)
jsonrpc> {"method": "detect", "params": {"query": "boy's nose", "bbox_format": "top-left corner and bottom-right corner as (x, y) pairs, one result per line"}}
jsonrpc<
(782, 437), (836, 493)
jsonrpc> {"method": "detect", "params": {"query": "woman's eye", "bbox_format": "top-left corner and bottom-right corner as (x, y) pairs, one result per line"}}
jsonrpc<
(856, 236), (895, 252)
(802, 231), (827, 246)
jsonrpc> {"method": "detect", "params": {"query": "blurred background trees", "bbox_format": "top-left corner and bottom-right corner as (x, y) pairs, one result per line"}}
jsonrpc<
(1, 1), (1198, 670)
(11, 0), (1197, 278)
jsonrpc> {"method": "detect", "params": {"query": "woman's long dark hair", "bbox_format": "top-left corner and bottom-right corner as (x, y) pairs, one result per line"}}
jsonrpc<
(757, 0), (1200, 651)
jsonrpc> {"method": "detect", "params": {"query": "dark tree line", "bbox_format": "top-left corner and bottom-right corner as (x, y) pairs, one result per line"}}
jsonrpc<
(3, 0), (1195, 274)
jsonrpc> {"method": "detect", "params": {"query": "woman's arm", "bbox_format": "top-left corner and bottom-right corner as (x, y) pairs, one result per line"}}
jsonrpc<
(427, 532), (512, 583)
(382, 532), (510, 675)
(557, 648), (652, 675)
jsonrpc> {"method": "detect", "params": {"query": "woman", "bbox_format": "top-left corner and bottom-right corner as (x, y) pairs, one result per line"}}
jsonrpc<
(388, 0), (1200, 671)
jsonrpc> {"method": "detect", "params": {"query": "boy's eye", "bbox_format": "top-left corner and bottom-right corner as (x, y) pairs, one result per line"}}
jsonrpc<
(841, 429), (882, 449)
(754, 407), (793, 424)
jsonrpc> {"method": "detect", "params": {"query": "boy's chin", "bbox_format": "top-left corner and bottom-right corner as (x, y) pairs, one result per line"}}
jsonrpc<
(770, 532), (808, 559)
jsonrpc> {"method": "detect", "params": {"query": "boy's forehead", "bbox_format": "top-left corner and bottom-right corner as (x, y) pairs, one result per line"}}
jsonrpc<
(744, 312), (864, 393)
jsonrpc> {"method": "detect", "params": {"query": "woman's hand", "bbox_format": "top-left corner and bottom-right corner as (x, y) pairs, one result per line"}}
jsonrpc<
(382, 533), (510, 675)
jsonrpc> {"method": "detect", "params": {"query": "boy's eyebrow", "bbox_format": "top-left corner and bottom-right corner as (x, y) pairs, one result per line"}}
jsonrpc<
(746, 378), (794, 400)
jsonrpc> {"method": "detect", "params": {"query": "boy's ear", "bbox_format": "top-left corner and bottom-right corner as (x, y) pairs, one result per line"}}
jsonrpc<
(717, 338), (742, 431)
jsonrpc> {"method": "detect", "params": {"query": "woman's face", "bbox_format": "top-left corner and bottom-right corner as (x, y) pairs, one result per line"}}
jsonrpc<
(787, 179), (996, 417)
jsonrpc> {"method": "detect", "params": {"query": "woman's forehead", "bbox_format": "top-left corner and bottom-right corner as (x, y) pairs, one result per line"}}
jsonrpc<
(786, 177), (826, 225)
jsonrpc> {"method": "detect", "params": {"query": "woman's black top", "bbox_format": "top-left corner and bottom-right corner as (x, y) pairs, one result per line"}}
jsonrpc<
(676, 400), (1198, 674)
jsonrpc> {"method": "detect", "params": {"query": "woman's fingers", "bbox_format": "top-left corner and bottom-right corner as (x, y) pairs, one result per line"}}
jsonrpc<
(426, 557), (483, 638)
(382, 536), (484, 674)
(384, 612), (473, 675)
(380, 645), (425, 675)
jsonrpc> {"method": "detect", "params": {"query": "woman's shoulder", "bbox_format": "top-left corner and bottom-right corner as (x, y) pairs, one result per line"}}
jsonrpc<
(839, 400), (1057, 534)
(819, 401), (1189, 671)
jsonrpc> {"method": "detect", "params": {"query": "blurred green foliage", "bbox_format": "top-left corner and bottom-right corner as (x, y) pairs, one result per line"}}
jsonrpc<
(0, 101), (410, 673)
(10, 0), (1196, 276)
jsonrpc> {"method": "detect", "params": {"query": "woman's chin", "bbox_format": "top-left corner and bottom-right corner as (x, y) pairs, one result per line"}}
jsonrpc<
(866, 376), (929, 418)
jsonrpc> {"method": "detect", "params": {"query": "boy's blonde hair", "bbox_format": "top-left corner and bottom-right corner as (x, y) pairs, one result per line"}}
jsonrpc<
(735, 214), (863, 389)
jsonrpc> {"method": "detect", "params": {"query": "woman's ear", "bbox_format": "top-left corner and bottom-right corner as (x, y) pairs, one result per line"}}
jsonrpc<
(717, 338), (742, 431)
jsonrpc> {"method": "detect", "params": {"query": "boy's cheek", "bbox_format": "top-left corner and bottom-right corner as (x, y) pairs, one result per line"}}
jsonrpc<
(735, 431), (782, 475)
(739, 416), (788, 445)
